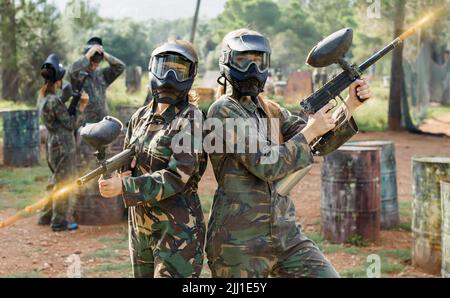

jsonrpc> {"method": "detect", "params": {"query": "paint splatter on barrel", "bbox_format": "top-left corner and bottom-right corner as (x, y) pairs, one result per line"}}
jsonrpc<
(347, 140), (399, 229)
(2, 110), (40, 167)
(412, 157), (450, 275)
(440, 179), (450, 278)
(321, 146), (381, 244)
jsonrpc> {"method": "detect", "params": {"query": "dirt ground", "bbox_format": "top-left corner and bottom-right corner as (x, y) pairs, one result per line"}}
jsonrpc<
(0, 118), (449, 278)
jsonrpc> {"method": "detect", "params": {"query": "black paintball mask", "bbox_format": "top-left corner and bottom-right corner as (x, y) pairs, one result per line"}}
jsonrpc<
(148, 42), (198, 105)
(84, 37), (104, 63)
(41, 54), (66, 83)
(219, 34), (271, 97)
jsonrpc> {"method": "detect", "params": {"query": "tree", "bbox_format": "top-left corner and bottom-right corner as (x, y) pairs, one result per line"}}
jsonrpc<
(388, 0), (406, 131)
(15, 0), (66, 102)
(215, 0), (281, 39)
(190, 0), (201, 43)
(0, 0), (19, 101)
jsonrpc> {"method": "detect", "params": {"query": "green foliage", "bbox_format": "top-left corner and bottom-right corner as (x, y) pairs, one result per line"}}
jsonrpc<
(0, 164), (50, 210)
(398, 201), (412, 232)
(86, 249), (122, 259)
(2, 271), (41, 278)
(379, 249), (412, 263)
(13, 1), (66, 102)
(346, 235), (369, 247)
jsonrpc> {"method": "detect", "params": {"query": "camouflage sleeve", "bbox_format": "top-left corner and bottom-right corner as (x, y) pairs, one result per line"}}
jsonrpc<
(102, 54), (125, 87)
(49, 96), (77, 131)
(279, 106), (309, 141)
(209, 101), (314, 182)
(68, 56), (90, 81)
(120, 110), (202, 207)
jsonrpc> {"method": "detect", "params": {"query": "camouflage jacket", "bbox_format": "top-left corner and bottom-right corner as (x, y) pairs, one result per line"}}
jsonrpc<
(38, 93), (79, 184)
(120, 102), (207, 235)
(205, 95), (316, 257)
(38, 93), (80, 137)
(68, 54), (125, 126)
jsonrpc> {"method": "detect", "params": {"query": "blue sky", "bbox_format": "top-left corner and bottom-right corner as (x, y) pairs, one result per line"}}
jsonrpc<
(52, 0), (227, 21)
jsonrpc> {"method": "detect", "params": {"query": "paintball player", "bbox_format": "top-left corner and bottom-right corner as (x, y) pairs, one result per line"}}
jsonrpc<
(69, 37), (125, 127)
(38, 54), (89, 232)
(68, 37), (125, 222)
(205, 29), (372, 277)
(98, 39), (207, 278)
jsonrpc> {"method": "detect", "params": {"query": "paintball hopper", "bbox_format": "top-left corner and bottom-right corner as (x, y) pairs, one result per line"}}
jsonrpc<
(80, 116), (123, 149)
(306, 28), (353, 68)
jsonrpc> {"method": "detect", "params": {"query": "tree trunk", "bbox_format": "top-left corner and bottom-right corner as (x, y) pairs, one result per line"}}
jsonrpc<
(0, 0), (19, 101)
(388, 0), (406, 131)
(190, 0), (201, 44)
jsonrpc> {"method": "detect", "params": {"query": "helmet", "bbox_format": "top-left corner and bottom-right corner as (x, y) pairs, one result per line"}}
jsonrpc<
(219, 34), (271, 97)
(148, 41), (198, 105)
(41, 54), (66, 83)
(84, 37), (104, 63)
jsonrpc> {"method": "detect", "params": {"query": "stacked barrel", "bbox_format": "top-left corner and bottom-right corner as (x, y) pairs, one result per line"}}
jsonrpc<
(321, 140), (400, 244)
(1, 110), (40, 167)
(411, 157), (450, 275)
(321, 146), (381, 243)
(441, 179), (450, 277)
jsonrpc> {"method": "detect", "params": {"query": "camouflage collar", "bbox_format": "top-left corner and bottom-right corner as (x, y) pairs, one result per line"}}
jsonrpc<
(239, 96), (267, 117)
(239, 96), (257, 113)
(141, 102), (179, 124)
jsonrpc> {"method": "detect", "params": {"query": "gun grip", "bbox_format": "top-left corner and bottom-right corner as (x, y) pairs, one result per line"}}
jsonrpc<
(355, 82), (368, 103)
(311, 117), (359, 156)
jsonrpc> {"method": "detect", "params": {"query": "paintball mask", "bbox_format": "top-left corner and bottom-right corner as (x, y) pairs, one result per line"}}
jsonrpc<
(219, 34), (271, 97)
(41, 54), (66, 83)
(84, 37), (104, 63)
(148, 41), (198, 105)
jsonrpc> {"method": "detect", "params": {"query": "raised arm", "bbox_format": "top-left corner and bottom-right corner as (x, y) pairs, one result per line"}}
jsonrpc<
(102, 53), (125, 87)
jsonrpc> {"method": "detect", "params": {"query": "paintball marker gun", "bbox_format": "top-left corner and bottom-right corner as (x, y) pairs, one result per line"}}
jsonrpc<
(275, 11), (442, 197)
(76, 116), (135, 186)
(68, 71), (90, 116)
(300, 11), (441, 157)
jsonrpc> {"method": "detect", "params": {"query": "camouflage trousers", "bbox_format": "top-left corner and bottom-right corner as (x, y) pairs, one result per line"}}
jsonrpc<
(207, 235), (339, 278)
(127, 205), (206, 278)
(39, 134), (76, 226)
(206, 193), (339, 278)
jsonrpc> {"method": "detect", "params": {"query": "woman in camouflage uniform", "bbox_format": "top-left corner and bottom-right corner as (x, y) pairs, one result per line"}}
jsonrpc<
(205, 29), (372, 278)
(98, 39), (207, 278)
(38, 54), (89, 232)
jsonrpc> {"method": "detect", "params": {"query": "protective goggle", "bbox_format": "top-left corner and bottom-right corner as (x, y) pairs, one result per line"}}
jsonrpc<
(229, 51), (270, 73)
(150, 53), (196, 82)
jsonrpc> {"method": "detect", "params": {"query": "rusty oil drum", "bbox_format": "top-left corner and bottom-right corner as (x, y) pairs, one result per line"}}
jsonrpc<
(74, 193), (125, 225)
(2, 110), (40, 167)
(347, 140), (399, 229)
(74, 151), (126, 225)
(412, 157), (450, 275)
(442, 179), (450, 278)
(321, 146), (381, 243)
